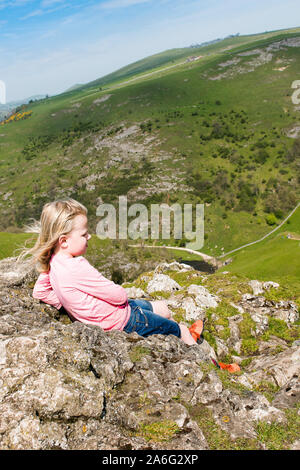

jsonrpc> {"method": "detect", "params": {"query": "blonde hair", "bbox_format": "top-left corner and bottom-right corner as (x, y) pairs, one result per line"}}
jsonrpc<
(16, 198), (88, 273)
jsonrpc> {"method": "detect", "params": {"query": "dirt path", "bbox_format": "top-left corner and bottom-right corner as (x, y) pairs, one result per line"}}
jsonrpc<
(128, 243), (221, 267)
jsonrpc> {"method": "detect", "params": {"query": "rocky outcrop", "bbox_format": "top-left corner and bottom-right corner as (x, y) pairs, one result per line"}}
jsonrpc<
(0, 257), (299, 450)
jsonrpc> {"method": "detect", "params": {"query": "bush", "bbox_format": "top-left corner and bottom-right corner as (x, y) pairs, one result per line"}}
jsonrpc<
(210, 121), (231, 139)
(285, 138), (300, 162)
(235, 181), (258, 213)
(255, 149), (269, 164)
(265, 213), (278, 226)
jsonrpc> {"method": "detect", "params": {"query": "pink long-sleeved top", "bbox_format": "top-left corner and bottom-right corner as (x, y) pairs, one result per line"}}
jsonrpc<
(32, 252), (131, 331)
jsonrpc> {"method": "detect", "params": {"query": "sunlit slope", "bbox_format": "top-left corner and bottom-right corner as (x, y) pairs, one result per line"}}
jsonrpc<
(67, 27), (300, 93)
(219, 205), (300, 290)
(0, 28), (299, 261)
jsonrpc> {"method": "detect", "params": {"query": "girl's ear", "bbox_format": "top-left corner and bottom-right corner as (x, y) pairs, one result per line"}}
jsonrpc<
(58, 234), (68, 247)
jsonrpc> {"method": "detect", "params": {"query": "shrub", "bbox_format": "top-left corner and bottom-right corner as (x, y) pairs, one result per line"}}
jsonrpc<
(235, 181), (257, 213)
(255, 149), (269, 164)
(265, 213), (278, 226)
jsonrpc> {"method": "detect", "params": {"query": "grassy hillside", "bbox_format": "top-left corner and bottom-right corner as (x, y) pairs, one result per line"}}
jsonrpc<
(220, 205), (300, 292)
(0, 27), (299, 268)
(68, 27), (300, 93)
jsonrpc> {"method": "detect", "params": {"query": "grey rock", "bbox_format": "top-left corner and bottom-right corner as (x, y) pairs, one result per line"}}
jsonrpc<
(0, 257), (298, 450)
(146, 274), (181, 294)
(124, 286), (147, 298)
(240, 294), (299, 325)
(272, 376), (300, 409)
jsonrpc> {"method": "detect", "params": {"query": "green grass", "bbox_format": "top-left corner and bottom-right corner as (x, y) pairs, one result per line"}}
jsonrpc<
(0, 232), (36, 260)
(135, 420), (180, 443)
(255, 406), (300, 450)
(219, 206), (300, 292)
(69, 26), (300, 94)
(186, 402), (259, 450)
(129, 345), (151, 363)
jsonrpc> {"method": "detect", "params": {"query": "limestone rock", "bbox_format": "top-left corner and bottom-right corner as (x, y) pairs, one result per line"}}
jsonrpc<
(187, 284), (219, 310)
(243, 345), (300, 388)
(0, 256), (298, 450)
(0, 256), (36, 287)
(125, 286), (146, 299)
(248, 280), (280, 296)
(180, 297), (205, 322)
(241, 294), (299, 325)
(154, 261), (193, 273)
(249, 280), (264, 296)
(146, 274), (181, 294)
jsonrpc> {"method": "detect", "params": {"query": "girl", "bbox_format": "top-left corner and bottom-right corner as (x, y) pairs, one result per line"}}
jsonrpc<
(17, 198), (199, 345)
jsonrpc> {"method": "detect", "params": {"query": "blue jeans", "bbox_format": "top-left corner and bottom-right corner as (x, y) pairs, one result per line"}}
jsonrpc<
(124, 299), (181, 338)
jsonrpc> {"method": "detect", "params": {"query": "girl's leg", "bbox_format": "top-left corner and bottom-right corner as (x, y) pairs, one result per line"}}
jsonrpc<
(179, 324), (197, 345)
(149, 300), (172, 319)
(150, 301), (196, 345)
(127, 299), (197, 346)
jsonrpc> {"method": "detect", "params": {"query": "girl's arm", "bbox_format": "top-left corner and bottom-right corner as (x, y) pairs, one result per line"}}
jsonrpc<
(72, 257), (128, 305)
(32, 272), (62, 309)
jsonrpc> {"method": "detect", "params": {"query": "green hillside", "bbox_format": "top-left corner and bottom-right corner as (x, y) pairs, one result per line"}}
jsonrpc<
(0, 27), (299, 272)
(220, 205), (300, 292)
(67, 27), (300, 93)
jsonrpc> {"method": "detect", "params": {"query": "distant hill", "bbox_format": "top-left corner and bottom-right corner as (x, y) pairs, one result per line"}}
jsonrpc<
(65, 28), (299, 93)
(64, 84), (84, 93)
(0, 95), (47, 121)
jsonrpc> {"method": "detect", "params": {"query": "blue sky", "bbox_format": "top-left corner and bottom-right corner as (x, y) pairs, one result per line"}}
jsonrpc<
(0, 0), (299, 101)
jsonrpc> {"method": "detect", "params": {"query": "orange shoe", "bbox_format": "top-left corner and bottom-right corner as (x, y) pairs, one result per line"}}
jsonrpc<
(189, 319), (205, 344)
(211, 357), (241, 373)
(219, 362), (241, 373)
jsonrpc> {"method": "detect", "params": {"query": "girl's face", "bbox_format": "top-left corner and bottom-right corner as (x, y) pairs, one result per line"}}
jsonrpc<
(59, 214), (91, 257)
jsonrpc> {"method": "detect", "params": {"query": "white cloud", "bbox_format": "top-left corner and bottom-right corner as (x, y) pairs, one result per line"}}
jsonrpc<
(41, 0), (65, 6)
(20, 8), (43, 19)
(0, 0), (34, 8)
(100, 0), (151, 10)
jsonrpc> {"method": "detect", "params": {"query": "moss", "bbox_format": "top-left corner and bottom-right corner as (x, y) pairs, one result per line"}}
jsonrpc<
(263, 285), (300, 306)
(132, 271), (154, 291)
(198, 361), (218, 375)
(218, 326), (231, 342)
(239, 313), (257, 338)
(171, 393), (181, 401)
(253, 380), (280, 402)
(122, 282), (135, 288)
(202, 272), (252, 303)
(135, 420), (180, 442)
(203, 330), (217, 350)
(216, 369), (250, 395)
(138, 391), (152, 407)
(186, 403), (259, 450)
(255, 406), (300, 450)
(240, 357), (253, 368)
(203, 300), (239, 348)
(261, 318), (300, 344)
(241, 337), (259, 356)
(238, 313), (259, 355)
(149, 290), (171, 299)
(164, 270), (203, 288)
(214, 316), (230, 341)
(215, 301), (242, 318)
(129, 345), (151, 363)
(171, 307), (186, 324)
